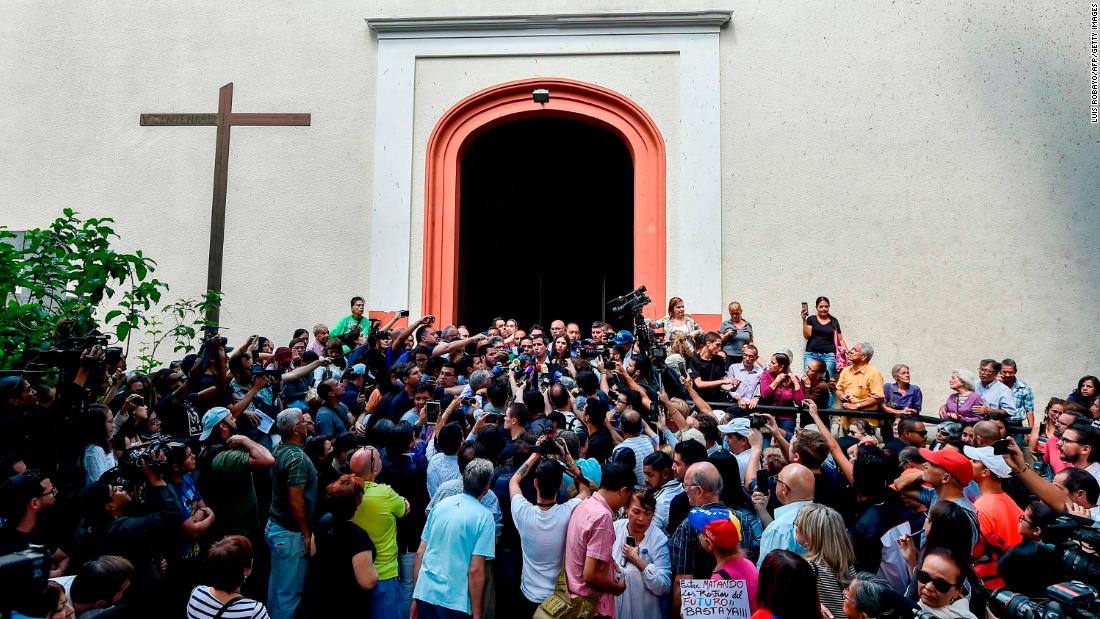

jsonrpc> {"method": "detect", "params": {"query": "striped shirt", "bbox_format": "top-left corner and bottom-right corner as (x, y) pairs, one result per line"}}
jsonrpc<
(186, 586), (269, 619)
(809, 560), (856, 619)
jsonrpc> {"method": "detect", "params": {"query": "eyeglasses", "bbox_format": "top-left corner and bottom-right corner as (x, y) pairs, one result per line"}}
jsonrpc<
(915, 568), (959, 593)
(909, 429), (928, 437)
(1018, 514), (1032, 526)
(774, 478), (791, 491)
(683, 484), (702, 491)
(39, 487), (58, 498)
(1060, 437), (1082, 445)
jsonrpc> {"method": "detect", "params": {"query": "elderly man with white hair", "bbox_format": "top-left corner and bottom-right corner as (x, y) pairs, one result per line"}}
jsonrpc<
(835, 340), (886, 434)
(412, 458), (497, 619)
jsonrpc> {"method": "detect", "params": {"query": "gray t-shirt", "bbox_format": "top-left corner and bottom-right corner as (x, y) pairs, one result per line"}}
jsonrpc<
(718, 319), (753, 359)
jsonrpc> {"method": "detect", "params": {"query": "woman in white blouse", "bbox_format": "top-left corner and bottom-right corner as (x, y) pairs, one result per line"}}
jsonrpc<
(653, 297), (702, 352)
(80, 404), (117, 487)
(612, 491), (672, 619)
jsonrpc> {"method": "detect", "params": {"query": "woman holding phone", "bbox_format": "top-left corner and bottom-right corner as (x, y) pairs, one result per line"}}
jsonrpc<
(802, 296), (846, 377)
(611, 491), (671, 619)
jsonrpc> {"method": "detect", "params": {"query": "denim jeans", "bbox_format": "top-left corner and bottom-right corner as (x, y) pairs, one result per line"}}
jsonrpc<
(803, 351), (837, 377)
(264, 520), (307, 619)
(398, 552), (417, 619)
(371, 576), (401, 619)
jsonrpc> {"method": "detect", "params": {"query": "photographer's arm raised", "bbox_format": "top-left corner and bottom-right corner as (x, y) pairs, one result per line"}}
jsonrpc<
(434, 333), (485, 357)
(391, 315), (431, 353)
(617, 365), (652, 412)
(281, 357), (330, 384)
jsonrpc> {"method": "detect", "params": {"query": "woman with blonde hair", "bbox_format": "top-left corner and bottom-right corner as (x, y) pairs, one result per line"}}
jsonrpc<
(663, 332), (693, 380)
(794, 503), (857, 619)
(654, 297), (702, 350)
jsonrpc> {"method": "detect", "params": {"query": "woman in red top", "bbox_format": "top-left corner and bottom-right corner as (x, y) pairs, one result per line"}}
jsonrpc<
(759, 352), (804, 436)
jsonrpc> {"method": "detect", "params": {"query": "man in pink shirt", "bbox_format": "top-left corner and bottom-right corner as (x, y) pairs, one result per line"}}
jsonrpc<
(1044, 409), (1079, 474)
(564, 461), (636, 618)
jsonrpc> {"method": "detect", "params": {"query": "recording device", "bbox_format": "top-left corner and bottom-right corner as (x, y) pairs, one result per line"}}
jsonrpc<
(104, 346), (123, 364)
(988, 581), (1098, 619)
(484, 413), (503, 425)
(606, 285), (668, 376)
(399, 309), (410, 317)
(0, 545), (51, 614)
(626, 536), (637, 547)
(749, 414), (767, 429)
(577, 339), (612, 360)
(425, 400), (440, 424)
(993, 438), (1012, 455)
(756, 469), (769, 492)
(117, 435), (185, 480)
(250, 363), (284, 378)
(983, 513), (1100, 618)
(801, 302), (808, 314)
(128, 394), (144, 407)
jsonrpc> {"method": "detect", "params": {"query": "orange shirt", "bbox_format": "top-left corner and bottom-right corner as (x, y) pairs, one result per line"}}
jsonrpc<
(975, 491), (1024, 549)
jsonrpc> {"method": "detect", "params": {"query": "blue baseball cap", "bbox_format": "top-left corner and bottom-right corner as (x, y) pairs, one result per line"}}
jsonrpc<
(199, 407), (231, 441)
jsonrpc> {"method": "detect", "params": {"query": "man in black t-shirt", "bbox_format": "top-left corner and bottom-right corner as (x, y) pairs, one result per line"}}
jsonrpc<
(582, 398), (614, 462)
(688, 332), (730, 403)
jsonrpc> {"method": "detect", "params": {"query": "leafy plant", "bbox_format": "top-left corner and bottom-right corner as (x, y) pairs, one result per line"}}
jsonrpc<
(0, 209), (171, 370)
(132, 291), (223, 375)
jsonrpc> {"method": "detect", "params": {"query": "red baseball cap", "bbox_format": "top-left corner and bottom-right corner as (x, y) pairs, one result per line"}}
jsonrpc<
(703, 518), (742, 550)
(918, 448), (974, 486)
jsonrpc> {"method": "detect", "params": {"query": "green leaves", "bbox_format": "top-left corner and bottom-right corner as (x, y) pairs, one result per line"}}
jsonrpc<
(0, 210), (171, 370)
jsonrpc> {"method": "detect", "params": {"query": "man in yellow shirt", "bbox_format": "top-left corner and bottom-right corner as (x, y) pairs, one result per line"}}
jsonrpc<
(350, 446), (409, 619)
(835, 341), (886, 432)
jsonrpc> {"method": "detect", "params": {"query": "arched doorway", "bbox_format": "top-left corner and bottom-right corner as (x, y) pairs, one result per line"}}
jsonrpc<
(457, 117), (633, 329)
(422, 77), (666, 326)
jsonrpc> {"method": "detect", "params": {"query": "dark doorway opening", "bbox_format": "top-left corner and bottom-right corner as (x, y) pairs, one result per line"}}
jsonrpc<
(457, 117), (634, 332)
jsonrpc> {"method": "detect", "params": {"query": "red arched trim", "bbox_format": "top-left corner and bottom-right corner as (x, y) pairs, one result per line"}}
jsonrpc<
(422, 77), (666, 325)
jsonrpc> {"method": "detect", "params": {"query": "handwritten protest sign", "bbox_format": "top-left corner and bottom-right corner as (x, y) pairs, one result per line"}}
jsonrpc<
(681, 579), (751, 618)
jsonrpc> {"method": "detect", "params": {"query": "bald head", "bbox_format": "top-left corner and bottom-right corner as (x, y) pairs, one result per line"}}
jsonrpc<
(776, 463), (815, 503)
(973, 421), (1000, 446)
(685, 461), (723, 506)
(621, 409), (642, 436)
(349, 446), (381, 479)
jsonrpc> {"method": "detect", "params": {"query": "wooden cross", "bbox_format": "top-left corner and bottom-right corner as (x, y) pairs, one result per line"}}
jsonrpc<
(140, 82), (310, 323)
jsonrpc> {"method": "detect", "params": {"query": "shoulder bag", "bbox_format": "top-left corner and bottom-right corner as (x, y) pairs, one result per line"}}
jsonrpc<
(833, 325), (850, 371)
(533, 568), (601, 619)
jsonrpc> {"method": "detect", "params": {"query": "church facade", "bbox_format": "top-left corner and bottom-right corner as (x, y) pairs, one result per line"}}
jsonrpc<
(2, 2), (1097, 402)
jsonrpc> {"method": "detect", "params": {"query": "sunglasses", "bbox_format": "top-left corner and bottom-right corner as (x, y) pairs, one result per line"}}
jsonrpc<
(915, 568), (959, 593)
(909, 429), (928, 436)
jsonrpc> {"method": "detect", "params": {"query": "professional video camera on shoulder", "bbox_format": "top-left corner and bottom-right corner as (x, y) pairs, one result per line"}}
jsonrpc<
(117, 435), (186, 483)
(0, 544), (51, 616)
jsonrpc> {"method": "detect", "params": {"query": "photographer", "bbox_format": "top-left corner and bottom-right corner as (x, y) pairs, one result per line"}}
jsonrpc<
(75, 453), (184, 613)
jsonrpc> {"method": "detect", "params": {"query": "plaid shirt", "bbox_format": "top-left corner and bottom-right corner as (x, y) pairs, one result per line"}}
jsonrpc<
(1007, 380), (1034, 422)
(669, 500), (725, 575)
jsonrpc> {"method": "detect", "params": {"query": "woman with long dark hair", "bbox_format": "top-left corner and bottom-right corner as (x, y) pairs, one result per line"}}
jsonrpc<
(802, 296), (847, 378)
(1068, 375), (1099, 408)
(752, 550), (825, 618)
(79, 404), (117, 487)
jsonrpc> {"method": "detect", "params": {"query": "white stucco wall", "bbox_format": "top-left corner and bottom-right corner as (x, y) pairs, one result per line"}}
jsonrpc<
(1, 1), (1097, 406)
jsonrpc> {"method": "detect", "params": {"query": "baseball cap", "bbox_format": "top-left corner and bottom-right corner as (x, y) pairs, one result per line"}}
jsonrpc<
(703, 518), (743, 550)
(918, 448), (974, 485)
(717, 417), (751, 437)
(273, 347), (293, 364)
(612, 330), (634, 346)
(347, 363), (367, 376)
(199, 407), (232, 441)
(679, 428), (706, 447)
(0, 376), (23, 401)
(963, 445), (1013, 479)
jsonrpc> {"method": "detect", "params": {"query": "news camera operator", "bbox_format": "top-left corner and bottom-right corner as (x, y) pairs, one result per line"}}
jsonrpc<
(74, 449), (185, 615)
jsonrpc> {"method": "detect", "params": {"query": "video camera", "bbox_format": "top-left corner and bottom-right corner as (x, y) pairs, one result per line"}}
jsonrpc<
(576, 339), (613, 360)
(250, 363), (284, 378)
(987, 581), (1098, 619)
(607, 286), (668, 373)
(0, 545), (51, 615)
(981, 513), (1100, 619)
(117, 434), (186, 481)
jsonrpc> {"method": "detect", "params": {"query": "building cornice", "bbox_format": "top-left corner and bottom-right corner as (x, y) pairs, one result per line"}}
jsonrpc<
(367, 11), (731, 37)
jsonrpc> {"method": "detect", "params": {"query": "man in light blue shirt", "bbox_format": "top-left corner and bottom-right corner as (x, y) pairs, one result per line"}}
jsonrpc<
(726, 344), (766, 407)
(413, 458), (497, 618)
(974, 359), (1017, 419)
(756, 463), (815, 567)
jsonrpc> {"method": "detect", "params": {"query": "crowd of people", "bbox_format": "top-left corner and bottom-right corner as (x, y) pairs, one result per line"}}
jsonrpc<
(1, 293), (1099, 619)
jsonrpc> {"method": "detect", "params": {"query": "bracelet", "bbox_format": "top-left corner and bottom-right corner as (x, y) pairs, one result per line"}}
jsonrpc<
(1013, 464), (1029, 475)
